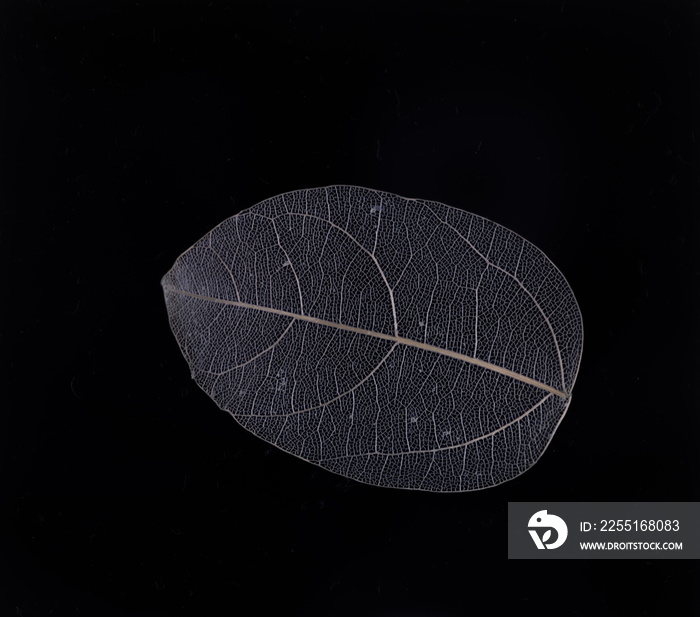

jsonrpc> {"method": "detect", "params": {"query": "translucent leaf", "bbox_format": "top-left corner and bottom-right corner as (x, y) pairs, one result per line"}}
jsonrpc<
(161, 186), (583, 491)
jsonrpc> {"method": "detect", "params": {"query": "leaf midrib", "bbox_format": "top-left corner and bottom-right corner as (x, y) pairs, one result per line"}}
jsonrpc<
(164, 285), (567, 398)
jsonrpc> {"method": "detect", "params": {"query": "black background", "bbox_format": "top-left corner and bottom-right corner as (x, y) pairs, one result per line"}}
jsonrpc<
(2, 1), (699, 615)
